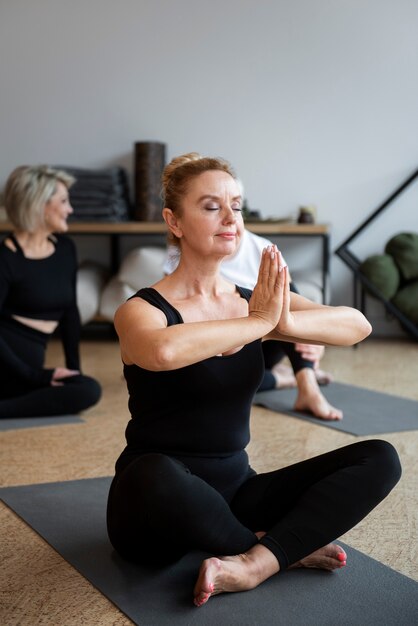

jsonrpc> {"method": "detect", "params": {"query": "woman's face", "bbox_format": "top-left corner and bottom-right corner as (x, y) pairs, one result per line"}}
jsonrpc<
(175, 170), (244, 258)
(44, 182), (73, 233)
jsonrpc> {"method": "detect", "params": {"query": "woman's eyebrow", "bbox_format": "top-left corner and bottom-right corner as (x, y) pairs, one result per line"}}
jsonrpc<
(197, 194), (242, 202)
(197, 194), (220, 202)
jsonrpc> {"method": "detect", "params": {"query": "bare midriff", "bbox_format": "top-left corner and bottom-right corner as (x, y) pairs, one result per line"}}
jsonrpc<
(12, 314), (58, 334)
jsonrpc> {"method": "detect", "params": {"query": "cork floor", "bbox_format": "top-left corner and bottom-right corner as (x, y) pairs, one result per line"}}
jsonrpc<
(1, 336), (417, 625)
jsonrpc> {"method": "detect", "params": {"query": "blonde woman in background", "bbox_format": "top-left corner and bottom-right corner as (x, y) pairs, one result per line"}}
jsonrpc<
(0, 165), (101, 418)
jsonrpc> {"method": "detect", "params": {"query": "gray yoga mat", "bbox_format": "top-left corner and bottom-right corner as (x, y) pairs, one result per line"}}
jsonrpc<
(1, 476), (418, 626)
(0, 414), (83, 431)
(254, 382), (418, 435)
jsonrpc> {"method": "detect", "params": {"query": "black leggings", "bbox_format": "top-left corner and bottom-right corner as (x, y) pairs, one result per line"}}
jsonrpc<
(259, 340), (314, 391)
(0, 320), (101, 418)
(0, 374), (102, 418)
(258, 281), (314, 392)
(106, 440), (401, 569)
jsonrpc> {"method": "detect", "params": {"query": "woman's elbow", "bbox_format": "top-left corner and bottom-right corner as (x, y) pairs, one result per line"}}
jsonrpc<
(119, 333), (177, 372)
(361, 319), (372, 342)
(351, 309), (372, 345)
(149, 341), (177, 371)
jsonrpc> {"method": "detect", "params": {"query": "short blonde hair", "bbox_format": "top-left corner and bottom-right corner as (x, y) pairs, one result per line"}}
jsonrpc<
(161, 152), (237, 245)
(4, 165), (75, 232)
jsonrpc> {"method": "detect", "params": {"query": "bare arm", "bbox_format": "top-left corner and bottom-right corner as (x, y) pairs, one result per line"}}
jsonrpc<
(115, 246), (285, 371)
(266, 270), (372, 346)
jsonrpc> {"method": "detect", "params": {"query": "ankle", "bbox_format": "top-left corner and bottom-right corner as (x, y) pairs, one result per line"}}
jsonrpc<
(243, 544), (280, 585)
(296, 368), (319, 392)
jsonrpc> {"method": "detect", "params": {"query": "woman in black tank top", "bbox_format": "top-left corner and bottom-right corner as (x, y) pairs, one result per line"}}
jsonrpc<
(107, 153), (401, 608)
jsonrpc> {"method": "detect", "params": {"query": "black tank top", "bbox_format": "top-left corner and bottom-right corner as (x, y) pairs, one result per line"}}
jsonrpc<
(121, 286), (264, 459)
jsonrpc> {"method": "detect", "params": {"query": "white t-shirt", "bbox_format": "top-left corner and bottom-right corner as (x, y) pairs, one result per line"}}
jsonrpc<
(163, 229), (286, 290)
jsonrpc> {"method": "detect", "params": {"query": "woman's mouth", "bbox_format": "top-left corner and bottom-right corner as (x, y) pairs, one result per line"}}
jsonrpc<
(217, 232), (236, 239)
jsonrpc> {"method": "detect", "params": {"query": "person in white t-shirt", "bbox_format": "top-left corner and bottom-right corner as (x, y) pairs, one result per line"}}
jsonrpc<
(164, 228), (342, 420)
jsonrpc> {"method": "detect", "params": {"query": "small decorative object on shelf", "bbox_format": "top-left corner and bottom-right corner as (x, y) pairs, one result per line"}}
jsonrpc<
(241, 199), (262, 221)
(297, 205), (316, 224)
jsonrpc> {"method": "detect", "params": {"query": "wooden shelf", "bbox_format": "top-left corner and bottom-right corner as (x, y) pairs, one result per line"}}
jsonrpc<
(0, 220), (329, 236)
(0, 220), (330, 303)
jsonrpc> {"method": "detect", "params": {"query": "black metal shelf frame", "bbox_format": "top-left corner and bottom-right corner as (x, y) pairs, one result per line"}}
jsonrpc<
(335, 168), (418, 340)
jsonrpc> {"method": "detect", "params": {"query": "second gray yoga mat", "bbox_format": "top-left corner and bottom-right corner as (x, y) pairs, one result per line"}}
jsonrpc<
(254, 382), (418, 435)
(1, 476), (418, 626)
(0, 414), (83, 431)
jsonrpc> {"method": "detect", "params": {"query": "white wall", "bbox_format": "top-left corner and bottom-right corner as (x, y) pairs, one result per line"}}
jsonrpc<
(1, 0), (417, 335)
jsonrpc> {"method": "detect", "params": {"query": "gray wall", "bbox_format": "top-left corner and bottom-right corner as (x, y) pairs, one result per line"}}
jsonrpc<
(1, 1), (417, 335)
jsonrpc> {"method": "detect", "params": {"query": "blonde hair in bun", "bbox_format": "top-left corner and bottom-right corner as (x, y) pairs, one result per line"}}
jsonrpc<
(162, 152), (237, 245)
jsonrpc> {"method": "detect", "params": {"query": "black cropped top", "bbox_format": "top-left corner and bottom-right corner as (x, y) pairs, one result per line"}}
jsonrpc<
(121, 287), (264, 460)
(0, 233), (81, 383)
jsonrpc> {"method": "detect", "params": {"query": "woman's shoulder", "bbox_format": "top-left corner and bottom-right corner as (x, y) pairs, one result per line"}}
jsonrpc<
(53, 233), (76, 250)
(0, 236), (20, 282)
(0, 234), (19, 262)
(115, 289), (169, 331)
(127, 286), (176, 315)
(0, 233), (17, 251)
(52, 234), (77, 261)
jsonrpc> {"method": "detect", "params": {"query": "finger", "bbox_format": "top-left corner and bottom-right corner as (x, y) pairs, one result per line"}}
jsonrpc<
(257, 247), (269, 282)
(298, 347), (315, 357)
(259, 245), (278, 290)
(295, 343), (316, 356)
(273, 249), (286, 290)
(268, 246), (280, 286)
(281, 266), (290, 310)
(278, 250), (287, 272)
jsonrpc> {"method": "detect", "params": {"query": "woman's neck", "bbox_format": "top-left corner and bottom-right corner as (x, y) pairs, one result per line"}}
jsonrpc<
(167, 255), (235, 298)
(14, 229), (54, 259)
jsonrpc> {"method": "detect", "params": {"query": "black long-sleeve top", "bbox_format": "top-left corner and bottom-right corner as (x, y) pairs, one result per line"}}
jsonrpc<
(0, 233), (81, 386)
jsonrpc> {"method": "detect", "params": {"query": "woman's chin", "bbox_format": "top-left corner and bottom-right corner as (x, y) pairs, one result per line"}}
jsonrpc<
(57, 221), (69, 233)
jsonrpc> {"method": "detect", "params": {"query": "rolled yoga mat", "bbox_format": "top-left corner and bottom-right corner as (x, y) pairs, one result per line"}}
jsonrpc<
(253, 382), (418, 436)
(133, 141), (166, 221)
(2, 476), (418, 626)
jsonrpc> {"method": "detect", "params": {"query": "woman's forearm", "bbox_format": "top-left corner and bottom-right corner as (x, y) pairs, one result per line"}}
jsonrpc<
(271, 306), (372, 347)
(121, 314), (271, 371)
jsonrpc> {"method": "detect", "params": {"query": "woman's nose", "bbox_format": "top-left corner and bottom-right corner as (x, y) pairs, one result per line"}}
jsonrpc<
(222, 206), (236, 223)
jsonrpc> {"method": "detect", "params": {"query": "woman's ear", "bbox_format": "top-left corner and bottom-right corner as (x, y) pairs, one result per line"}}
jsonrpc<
(162, 208), (183, 240)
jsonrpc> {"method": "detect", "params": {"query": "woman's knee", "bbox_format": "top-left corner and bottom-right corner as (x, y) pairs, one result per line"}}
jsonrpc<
(66, 374), (102, 410)
(363, 439), (402, 492)
(83, 376), (102, 407)
(118, 453), (187, 496)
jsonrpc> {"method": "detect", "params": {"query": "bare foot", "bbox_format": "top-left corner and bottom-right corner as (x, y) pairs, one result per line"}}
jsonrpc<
(271, 363), (297, 389)
(295, 369), (343, 420)
(294, 390), (343, 420)
(289, 543), (347, 571)
(193, 544), (279, 607)
(314, 368), (334, 386)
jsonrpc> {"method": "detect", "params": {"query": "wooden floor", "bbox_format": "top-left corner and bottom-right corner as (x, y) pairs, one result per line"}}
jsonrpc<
(1, 336), (417, 625)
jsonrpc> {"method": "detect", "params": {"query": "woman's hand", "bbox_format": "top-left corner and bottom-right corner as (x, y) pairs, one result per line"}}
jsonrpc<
(249, 245), (289, 333)
(295, 343), (325, 367)
(51, 367), (80, 386)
